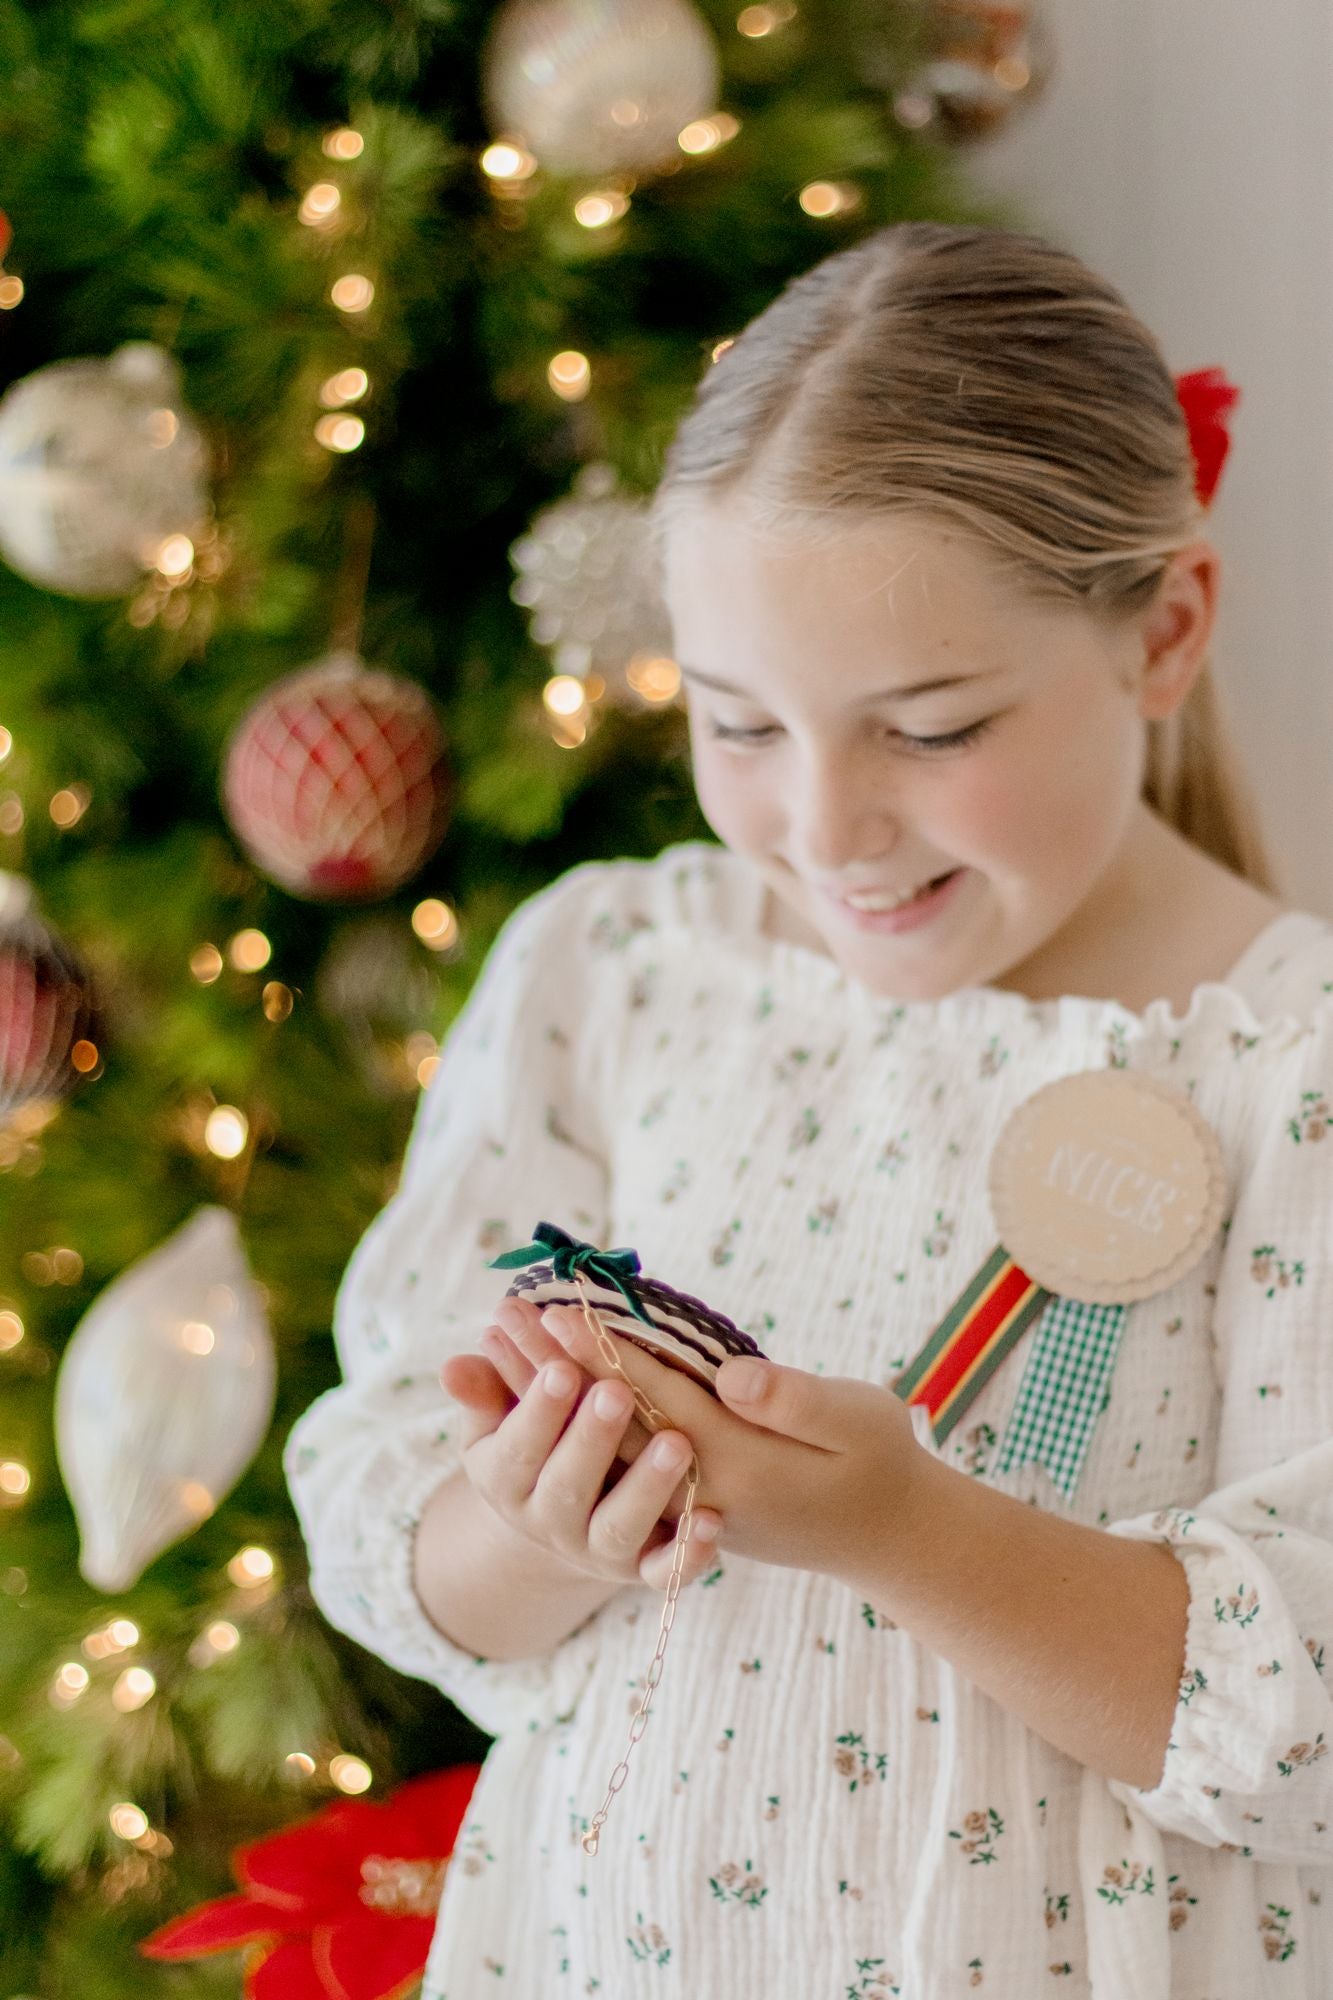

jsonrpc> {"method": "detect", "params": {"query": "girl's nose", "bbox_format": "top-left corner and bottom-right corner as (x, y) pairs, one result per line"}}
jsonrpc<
(788, 753), (900, 877)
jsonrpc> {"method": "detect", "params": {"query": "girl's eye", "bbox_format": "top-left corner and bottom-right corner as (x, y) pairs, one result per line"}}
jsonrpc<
(704, 718), (994, 754)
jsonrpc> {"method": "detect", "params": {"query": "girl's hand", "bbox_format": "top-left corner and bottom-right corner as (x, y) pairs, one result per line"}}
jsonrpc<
(440, 1300), (722, 1593)
(442, 1295), (667, 1487)
(539, 1304), (930, 1583)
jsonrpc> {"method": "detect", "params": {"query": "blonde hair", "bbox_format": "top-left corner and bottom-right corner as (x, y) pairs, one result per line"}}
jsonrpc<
(647, 221), (1275, 891)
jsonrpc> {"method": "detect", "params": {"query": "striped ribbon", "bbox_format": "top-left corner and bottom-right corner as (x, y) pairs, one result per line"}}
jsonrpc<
(892, 1246), (1129, 1499)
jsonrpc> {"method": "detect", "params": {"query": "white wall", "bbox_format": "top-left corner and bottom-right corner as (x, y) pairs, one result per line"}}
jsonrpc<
(961, 0), (1333, 912)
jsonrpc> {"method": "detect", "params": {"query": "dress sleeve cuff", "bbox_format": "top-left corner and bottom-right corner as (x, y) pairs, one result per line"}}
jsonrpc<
(1103, 1503), (1333, 1862)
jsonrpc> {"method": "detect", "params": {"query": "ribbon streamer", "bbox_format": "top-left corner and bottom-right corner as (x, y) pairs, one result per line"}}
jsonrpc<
(995, 1293), (1129, 1499)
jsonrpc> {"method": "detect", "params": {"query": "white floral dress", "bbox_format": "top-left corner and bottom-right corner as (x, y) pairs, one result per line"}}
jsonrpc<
(285, 839), (1333, 1998)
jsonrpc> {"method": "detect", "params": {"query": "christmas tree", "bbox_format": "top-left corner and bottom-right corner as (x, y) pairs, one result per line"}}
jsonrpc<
(0, 0), (1042, 1989)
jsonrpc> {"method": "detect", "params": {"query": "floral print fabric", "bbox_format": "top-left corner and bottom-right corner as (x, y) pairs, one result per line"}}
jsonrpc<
(285, 840), (1333, 1997)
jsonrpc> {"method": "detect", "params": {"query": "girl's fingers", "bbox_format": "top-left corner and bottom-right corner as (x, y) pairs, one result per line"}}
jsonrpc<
(638, 1507), (724, 1592)
(580, 1419), (701, 1571)
(499, 1296), (659, 1465)
(478, 1325), (536, 1399)
(440, 1354), (512, 1448)
(529, 1374), (642, 1556)
(470, 1359), (582, 1505)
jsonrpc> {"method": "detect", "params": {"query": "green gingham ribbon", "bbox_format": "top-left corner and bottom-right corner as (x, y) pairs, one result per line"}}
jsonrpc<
(487, 1220), (657, 1329)
(995, 1293), (1130, 1499)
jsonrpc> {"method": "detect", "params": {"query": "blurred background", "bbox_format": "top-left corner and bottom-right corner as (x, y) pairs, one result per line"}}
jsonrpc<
(0, 2), (1324, 1995)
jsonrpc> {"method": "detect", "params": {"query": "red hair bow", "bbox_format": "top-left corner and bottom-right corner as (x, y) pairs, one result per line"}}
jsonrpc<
(1173, 366), (1240, 510)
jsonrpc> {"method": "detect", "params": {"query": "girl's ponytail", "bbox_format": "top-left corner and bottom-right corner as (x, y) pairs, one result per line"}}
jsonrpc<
(649, 221), (1276, 893)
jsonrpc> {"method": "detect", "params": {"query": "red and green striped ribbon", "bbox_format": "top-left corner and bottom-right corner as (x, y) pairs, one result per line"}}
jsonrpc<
(892, 1245), (1050, 1444)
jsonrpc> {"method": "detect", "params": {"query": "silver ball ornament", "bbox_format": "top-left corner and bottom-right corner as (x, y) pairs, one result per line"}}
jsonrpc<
(482, 0), (721, 179)
(509, 463), (678, 709)
(0, 342), (208, 597)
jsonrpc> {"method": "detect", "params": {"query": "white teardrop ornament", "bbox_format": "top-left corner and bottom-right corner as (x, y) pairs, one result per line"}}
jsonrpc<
(55, 1206), (276, 1592)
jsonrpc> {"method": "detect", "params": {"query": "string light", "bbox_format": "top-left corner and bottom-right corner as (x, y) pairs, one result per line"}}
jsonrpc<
(0, 1461), (30, 1498)
(52, 1662), (90, 1706)
(50, 1246), (83, 1282)
(180, 1479), (216, 1520)
(480, 139), (538, 181)
(314, 412), (365, 453)
(228, 1545), (275, 1588)
(177, 1319), (216, 1355)
(49, 784), (91, 828)
(798, 180), (862, 217)
(0, 276), (23, 309)
(410, 898), (458, 950)
(299, 182), (342, 228)
(329, 1753), (373, 1794)
(0, 795), (24, 835)
(204, 1105), (248, 1159)
(147, 408), (179, 447)
(330, 273), (374, 313)
(0, 1310), (23, 1352)
(154, 534), (195, 579)
(323, 127), (364, 160)
(679, 113), (740, 153)
(109, 1804), (149, 1841)
(262, 981), (293, 1022)
(574, 191), (630, 229)
(542, 674), (588, 720)
(404, 1031), (438, 1089)
(319, 367), (369, 408)
(111, 1667), (156, 1712)
(547, 350), (591, 402)
(624, 654), (682, 704)
(84, 1619), (139, 1660)
(285, 1750), (316, 1775)
(190, 943), (224, 983)
(70, 1039), (100, 1077)
(0, 727), (11, 762)
(736, 3), (795, 36)
(188, 1618), (241, 1668)
(227, 928), (271, 973)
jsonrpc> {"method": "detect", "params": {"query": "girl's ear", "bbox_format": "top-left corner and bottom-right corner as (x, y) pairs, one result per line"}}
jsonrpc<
(1133, 539), (1222, 721)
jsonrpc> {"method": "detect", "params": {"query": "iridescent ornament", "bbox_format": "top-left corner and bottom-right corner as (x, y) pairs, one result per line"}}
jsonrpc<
(55, 1207), (276, 1593)
(0, 342), (208, 597)
(222, 652), (453, 903)
(509, 463), (679, 710)
(889, 1), (1055, 143)
(0, 872), (98, 1121)
(481, 0), (720, 179)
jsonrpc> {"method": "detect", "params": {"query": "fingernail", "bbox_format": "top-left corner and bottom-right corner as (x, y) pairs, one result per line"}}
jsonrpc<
(694, 1516), (720, 1541)
(722, 1358), (765, 1400)
(543, 1362), (577, 1398)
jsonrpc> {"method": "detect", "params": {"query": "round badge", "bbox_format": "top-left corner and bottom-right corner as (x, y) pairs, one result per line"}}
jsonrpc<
(988, 1069), (1229, 1305)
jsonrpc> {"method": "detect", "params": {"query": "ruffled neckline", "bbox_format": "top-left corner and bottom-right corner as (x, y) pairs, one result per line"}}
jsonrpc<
(658, 841), (1331, 1049)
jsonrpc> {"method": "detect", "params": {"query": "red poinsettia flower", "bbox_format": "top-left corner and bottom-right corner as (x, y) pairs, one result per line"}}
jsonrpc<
(1174, 365), (1241, 510)
(140, 1764), (481, 2000)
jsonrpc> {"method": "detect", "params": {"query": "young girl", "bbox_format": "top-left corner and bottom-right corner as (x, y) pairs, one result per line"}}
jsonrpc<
(285, 223), (1333, 1997)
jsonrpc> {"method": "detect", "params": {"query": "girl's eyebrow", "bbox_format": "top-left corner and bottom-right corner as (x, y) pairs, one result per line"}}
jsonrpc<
(677, 664), (1000, 704)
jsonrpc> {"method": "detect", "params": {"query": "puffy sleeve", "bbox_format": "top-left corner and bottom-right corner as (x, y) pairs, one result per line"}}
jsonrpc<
(1102, 1009), (1333, 1862)
(283, 860), (625, 1741)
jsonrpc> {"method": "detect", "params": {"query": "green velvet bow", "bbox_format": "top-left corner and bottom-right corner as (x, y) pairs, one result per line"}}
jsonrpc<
(487, 1220), (656, 1329)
